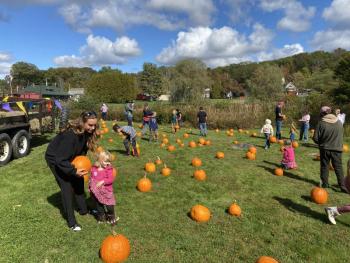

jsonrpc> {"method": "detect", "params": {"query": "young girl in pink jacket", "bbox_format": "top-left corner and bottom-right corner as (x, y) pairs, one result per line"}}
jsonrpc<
(281, 140), (297, 170)
(89, 151), (118, 225)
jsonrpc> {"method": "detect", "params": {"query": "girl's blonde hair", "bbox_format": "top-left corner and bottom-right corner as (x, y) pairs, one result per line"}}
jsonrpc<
(61, 111), (99, 151)
(94, 151), (112, 167)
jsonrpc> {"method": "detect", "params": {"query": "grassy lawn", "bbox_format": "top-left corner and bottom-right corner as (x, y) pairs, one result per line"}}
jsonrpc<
(1, 122), (350, 262)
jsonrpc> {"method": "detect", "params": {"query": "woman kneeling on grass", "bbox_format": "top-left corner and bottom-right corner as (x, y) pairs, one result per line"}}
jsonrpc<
(325, 160), (350, 225)
(45, 111), (98, 231)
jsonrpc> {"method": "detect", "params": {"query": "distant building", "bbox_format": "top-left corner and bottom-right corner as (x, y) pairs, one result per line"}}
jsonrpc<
(16, 85), (69, 99)
(285, 82), (297, 96)
(68, 88), (85, 101)
(158, 94), (170, 101)
(204, 88), (211, 99)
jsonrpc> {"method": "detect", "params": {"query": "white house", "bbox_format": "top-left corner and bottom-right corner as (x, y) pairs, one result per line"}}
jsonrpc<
(68, 88), (85, 101)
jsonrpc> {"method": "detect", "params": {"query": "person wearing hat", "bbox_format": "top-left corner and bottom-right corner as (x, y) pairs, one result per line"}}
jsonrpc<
(313, 106), (348, 193)
(275, 101), (286, 140)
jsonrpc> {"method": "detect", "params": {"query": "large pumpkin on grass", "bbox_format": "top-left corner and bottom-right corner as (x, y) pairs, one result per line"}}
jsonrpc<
(256, 256), (279, 263)
(161, 164), (171, 177)
(100, 233), (131, 263)
(189, 141), (197, 148)
(198, 138), (206, 145)
(144, 162), (156, 173)
(162, 138), (169, 144)
(248, 146), (257, 154)
(311, 187), (328, 204)
(246, 151), (256, 160)
(71, 156), (92, 171)
(190, 205), (211, 222)
(193, 170), (206, 181)
(191, 157), (202, 167)
(228, 202), (241, 217)
(137, 176), (152, 192)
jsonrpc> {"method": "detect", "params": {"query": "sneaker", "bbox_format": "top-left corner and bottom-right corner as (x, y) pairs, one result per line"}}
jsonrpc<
(70, 224), (82, 231)
(107, 216), (120, 225)
(325, 207), (337, 225)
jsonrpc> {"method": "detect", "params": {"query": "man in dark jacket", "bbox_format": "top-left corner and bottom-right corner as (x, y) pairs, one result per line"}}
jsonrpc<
(313, 106), (348, 193)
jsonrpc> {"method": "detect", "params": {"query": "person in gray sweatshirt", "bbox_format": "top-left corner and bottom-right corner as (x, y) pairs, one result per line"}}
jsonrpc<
(313, 106), (348, 193)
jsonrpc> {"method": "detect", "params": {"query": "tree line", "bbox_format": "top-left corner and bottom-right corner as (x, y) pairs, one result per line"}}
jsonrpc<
(1, 48), (350, 105)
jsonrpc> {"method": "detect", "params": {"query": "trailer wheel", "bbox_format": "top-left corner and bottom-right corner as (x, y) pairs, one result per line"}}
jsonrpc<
(12, 130), (30, 159)
(0, 133), (13, 166)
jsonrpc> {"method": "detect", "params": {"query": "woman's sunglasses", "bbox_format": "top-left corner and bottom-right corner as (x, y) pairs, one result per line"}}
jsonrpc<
(81, 111), (97, 118)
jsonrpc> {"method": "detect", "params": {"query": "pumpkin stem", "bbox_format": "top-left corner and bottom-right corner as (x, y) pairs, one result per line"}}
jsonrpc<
(144, 172), (147, 178)
(164, 163), (167, 168)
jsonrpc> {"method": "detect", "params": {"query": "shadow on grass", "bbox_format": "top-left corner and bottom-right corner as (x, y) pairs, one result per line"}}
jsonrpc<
(301, 142), (318, 148)
(31, 135), (52, 148)
(273, 196), (328, 223)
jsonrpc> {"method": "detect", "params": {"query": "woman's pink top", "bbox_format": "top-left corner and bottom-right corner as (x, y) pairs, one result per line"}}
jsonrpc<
(281, 146), (297, 169)
(89, 165), (116, 205)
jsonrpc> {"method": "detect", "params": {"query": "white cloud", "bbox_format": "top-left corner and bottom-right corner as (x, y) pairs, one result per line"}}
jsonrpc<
(53, 34), (141, 67)
(0, 51), (12, 79)
(323, 0), (350, 28)
(156, 24), (274, 67)
(257, 44), (304, 61)
(260, 0), (315, 32)
(224, 0), (256, 25)
(311, 29), (350, 51)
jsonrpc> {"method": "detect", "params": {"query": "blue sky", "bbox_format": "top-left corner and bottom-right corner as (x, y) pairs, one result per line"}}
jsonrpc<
(0, 0), (349, 78)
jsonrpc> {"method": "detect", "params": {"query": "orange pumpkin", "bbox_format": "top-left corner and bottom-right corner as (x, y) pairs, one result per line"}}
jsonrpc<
(138, 124), (143, 129)
(311, 187), (328, 204)
(189, 141), (197, 148)
(193, 170), (206, 181)
(251, 132), (257, 137)
(233, 140), (238, 145)
(278, 140), (284, 145)
(238, 129), (243, 133)
(155, 156), (162, 165)
(198, 138), (206, 145)
(112, 168), (118, 177)
(191, 157), (202, 167)
(144, 162), (156, 173)
(292, 141), (299, 148)
(216, 151), (225, 159)
(161, 164), (171, 177)
(190, 205), (211, 222)
(174, 125), (180, 130)
(246, 151), (256, 160)
(100, 233), (131, 263)
(248, 146), (257, 154)
(256, 256), (279, 263)
(160, 143), (166, 148)
(228, 132), (234, 137)
(183, 133), (189, 138)
(137, 176), (152, 192)
(176, 138), (182, 144)
(167, 145), (176, 152)
(228, 202), (241, 217)
(269, 136), (277, 143)
(343, 144), (349, 153)
(136, 132), (142, 137)
(104, 128), (109, 133)
(162, 138), (169, 144)
(274, 168), (284, 176)
(204, 140), (211, 146)
(108, 138), (113, 143)
(110, 154), (116, 161)
(180, 143), (185, 147)
(96, 146), (104, 153)
(71, 156), (92, 171)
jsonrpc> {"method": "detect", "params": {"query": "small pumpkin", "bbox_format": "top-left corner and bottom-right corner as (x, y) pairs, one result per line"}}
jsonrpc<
(343, 144), (349, 153)
(162, 138), (169, 144)
(191, 157), (202, 167)
(278, 140), (284, 145)
(248, 146), (257, 154)
(137, 175), (152, 192)
(238, 128), (243, 133)
(216, 151), (225, 159)
(311, 187), (328, 204)
(155, 156), (163, 165)
(246, 151), (256, 160)
(198, 138), (206, 145)
(183, 133), (189, 138)
(71, 156), (92, 171)
(292, 141), (299, 148)
(233, 140), (238, 145)
(100, 233), (131, 263)
(204, 140), (211, 146)
(269, 136), (277, 143)
(110, 154), (116, 161)
(274, 168), (284, 176)
(167, 145), (176, 152)
(189, 141), (197, 148)
(228, 202), (241, 217)
(256, 256), (279, 263)
(190, 205), (211, 222)
(96, 146), (104, 153)
(104, 128), (109, 133)
(108, 138), (113, 143)
(138, 124), (143, 129)
(193, 169), (206, 181)
(176, 138), (182, 144)
(136, 132), (142, 137)
(145, 161), (156, 173)
(251, 132), (257, 137)
(161, 164), (171, 177)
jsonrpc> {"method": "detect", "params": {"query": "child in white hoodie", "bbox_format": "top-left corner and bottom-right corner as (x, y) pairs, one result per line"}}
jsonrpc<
(261, 119), (274, 150)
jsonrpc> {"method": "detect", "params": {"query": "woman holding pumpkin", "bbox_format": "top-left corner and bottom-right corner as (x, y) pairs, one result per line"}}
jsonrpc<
(45, 111), (98, 231)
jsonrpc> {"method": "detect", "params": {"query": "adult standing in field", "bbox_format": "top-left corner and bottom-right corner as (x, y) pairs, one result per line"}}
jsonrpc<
(176, 109), (183, 128)
(197, 106), (208, 137)
(124, 100), (134, 126)
(313, 106), (348, 193)
(275, 101), (285, 140)
(298, 110), (310, 142)
(100, 103), (108, 121)
(45, 111), (98, 231)
(335, 109), (346, 126)
(141, 103), (153, 136)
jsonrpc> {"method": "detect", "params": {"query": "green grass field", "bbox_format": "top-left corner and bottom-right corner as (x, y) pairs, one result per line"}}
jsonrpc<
(1, 122), (350, 263)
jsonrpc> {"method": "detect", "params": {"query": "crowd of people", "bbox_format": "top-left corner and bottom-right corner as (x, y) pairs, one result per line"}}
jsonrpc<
(47, 101), (349, 231)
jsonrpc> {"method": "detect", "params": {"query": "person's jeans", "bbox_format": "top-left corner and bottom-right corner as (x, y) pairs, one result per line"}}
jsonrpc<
(264, 133), (271, 148)
(126, 116), (133, 126)
(276, 120), (282, 139)
(299, 123), (309, 141)
(141, 121), (149, 135)
(199, 123), (207, 136)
